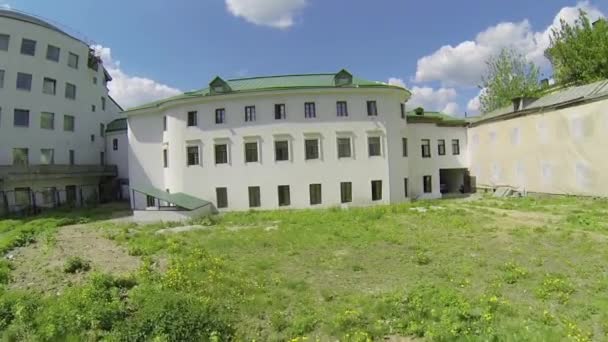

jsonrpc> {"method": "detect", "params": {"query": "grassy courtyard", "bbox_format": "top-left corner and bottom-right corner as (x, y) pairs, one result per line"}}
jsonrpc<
(0, 195), (607, 341)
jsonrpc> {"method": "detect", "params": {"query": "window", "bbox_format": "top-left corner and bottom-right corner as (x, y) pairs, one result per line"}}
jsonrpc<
(40, 112), (54, 130)
(278, 185), (290, 206)
(337, 101), (348, 117)
(64, 115), (75, 131)
(146, 195), (156, 207)
(65, 83), (76, 99)
(216, 188), (228, 209)
(371, 180), (382, 201)
(402, 138), (408, 157)
(40, 148), (54, 165)
(101, 97), (106, 111)
(245, 106), (256, 122)
(163, 149), (168, 168)
(14, 109), (29, 127)
(248, 186), (261, 208)
(12, 148), (28, 166)
(275, 140), (289, 161)
(20, 38), (36, 56)
(100, 151), (105, 165)
(163, 116), (167, 131)
(274, 104), (286, 120)
(304, 102), (316, 118)
(187, 111), (197, 126)
(438, 139), (446, 156)
(16, 73), (32, 91)
(113, 138), (118, 151)
(93, 77), (97, 85)
(92, 105), (96, 112)
(305, 139), (319, 160)
(423, 175), (432, 193)
(42, 187), (56, 205)
(309, 184), (322, 205)
(368, 137), (381, 157)
(69, 150), (75, 165)
(46, 45), (60, 62)
(245, 142), (258, 163)
(0, 69), (4, 88)
(337, 137), (352, 158)
(340, 182), (352, 203)
(43, 77), (56, 95)
(452, 139), (460, 155)
(400, 103), (406, 119)
(367, 101), (378, 116)
(14, 188), (31, 206)
(91, 134), (95, 142)
(421, 139), (431, 158)
(215, 144), (228, 164)
(67, 52), (79, 69)
(0, 34), (9, 51)
(187, 146), (200, 166)
(215, 108), (225, 124)
(100, 123), (105, 137)
(404, 178), (409, 197)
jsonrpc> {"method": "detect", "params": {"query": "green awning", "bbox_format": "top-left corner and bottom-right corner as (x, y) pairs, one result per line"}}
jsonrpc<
(132, 185), (211, 211)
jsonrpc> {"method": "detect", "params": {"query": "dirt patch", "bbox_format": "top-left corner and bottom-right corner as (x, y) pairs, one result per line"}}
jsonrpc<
(8, 224), (142, 295)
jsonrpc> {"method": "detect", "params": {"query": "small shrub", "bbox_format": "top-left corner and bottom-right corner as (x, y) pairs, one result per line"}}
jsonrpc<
(536, 274), (575, 303)
(63, 256), (91, 274)
(413, 251), (431, 266)
(501, 261), (528, 284)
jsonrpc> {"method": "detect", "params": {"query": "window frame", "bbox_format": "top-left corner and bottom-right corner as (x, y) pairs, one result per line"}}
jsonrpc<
(13, 109), (29, 127)
(304, 138), (320, 160)
(274, 140), (290, 162)
(304, 102), (316, 118)
(63, 115), (75, 132)
(277, 185), (291, 207)
(309, 183), (322, 205)
(0, 34), (9, 51)
(16, 72), (32, 91)
(244, 141), (259, 163)
(400, 103), (406, 119)
(214, 143), (228, 165)
(340, 182), (352, 203)
(274, 104), (286, 120)
(186, 145), (200, 166)
(46, 44), (60, 62)
(187, 111), (198, 127)
(113, 138), (118, 151)
(40, 112), (55, 130)
(402, 138), (408, 157)
(65, 82), (76, 100)
(215, 108), (226, 124)
(336, 101), (348, 117)
(12, 148), (29, 166)
(423, 175), (433, 193)
(438, 139), (446, 156)
(67, 52), (79, 69)
(245, 106), (256, 122)
(404, 178), (409, 197)
(421, 139), (431, 158)
(366, 100), (378, 116)
(371, 180), (382, 201)
(248, 186), (261, 208)
(367, 136), (382, 157)
(0, 69), (4, 88)
(163, 148), (168, 168)
(40, 148), (54, 165)
(42, 77), (56, 95)
(337, 137), (352, 159)
(452, 139), (460, 155)
(20, 38), (36, 56)
(69, 149), (75, 165)
(216, 187), (228, 209)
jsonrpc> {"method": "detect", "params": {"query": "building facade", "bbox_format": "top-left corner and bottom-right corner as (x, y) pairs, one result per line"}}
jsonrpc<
(126, 71), (469, 215)
(468, 80), (608, 197)
(0, 9), (123, 215)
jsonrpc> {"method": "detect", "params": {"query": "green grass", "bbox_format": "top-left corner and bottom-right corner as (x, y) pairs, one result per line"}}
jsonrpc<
(1, 196), (608, 340)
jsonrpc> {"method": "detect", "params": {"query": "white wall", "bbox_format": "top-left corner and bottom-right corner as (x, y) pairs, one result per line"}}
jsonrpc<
(128, 87), (469, 212)
(0, 14), (120, 168)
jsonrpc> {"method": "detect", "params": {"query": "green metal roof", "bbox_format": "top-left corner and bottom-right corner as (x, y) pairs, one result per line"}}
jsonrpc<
(105, 118), (127, 133)
(125, 70), (409, 112)
(406, 110), (467, 126)
(132, 185), (211, 211)
(470, 79), (608, 124)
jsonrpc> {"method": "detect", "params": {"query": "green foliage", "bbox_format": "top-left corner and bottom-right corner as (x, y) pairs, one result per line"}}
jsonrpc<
(546, 11), (608, 85)
(536, 274), (575, 303)
(479, 48), (541, 113)
(63, 256), (91, 274)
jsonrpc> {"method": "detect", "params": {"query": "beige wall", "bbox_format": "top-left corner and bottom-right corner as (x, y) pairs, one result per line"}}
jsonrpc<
(468, 99), (608, 196)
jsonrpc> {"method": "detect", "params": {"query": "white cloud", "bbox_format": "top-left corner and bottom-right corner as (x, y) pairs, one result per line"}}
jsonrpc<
(226, 0), (307, 29)
(92, 45), (182, 109)
(466, 89), (484, 115)
(390, 78), (460, 115)
(414, 1), (605, 87)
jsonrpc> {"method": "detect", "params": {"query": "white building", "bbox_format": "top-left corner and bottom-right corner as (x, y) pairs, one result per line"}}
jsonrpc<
(126, 70), (469, 219)
(0, 9), (124, 215)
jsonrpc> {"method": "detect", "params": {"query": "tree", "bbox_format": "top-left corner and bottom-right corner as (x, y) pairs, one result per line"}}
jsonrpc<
(479, 48), (541, 113)
(545, 10), (608, 85)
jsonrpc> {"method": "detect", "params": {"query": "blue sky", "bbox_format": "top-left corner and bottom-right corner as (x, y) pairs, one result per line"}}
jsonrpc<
(3, 0), (606, 113)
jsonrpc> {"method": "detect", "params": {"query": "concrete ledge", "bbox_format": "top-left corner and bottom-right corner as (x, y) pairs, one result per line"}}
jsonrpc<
(132, 205), (212, 223)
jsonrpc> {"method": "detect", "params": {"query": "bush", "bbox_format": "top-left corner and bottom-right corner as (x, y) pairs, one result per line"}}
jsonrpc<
(110, 286), (233, 341)
(63, 256), (91, 274)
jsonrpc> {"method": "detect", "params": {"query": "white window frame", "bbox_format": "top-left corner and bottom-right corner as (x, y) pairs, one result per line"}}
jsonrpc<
(303, 133), (322, 161)
(366, 131), (384, 158)
(336, 131), (355, 159)
(185, 140), (202, 166)
(273, 135), (292, 162)
(213, 138), (231, 166)
(243, 136), (261, 164)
